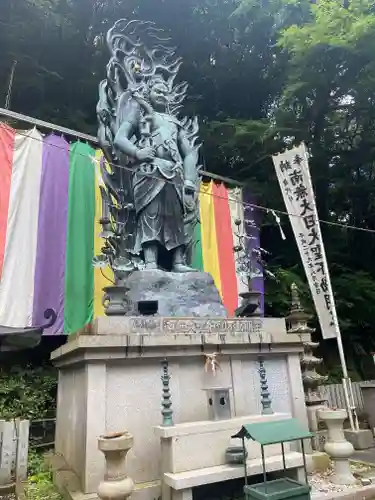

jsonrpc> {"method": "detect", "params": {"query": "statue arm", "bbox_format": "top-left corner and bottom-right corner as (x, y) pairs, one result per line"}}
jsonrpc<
(113, 101), (140, 159)
(179, 129), (199, 190)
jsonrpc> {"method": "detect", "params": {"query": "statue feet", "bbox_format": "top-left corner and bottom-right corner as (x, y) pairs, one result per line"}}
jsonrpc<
(143, 245), (159, 270)
(171, 263), (195, 273)
(144, 261), (159, 270)
(171, 246), (195, 273)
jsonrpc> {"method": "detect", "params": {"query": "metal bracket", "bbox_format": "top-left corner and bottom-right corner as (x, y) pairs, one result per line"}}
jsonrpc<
(258, 332), (263, 353)
(268, 334), (274, 352)
(200, 334), (206, 352)
(125, 334), (129, 357)
(138, 334), (144, 356)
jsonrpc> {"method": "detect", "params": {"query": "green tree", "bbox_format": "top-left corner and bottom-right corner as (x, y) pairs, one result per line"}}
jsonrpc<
(3, 0), (375, 377)
(273, 0), (375, 374)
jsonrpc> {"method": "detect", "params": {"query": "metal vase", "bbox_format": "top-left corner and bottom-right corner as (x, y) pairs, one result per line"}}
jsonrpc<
(102, 286), (131, 316)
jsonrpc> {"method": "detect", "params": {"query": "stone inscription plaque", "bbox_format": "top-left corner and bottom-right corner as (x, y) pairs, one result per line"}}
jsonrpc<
(129, 317), (263, 335)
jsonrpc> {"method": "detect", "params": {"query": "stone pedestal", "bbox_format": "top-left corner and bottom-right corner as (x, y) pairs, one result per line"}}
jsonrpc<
(52, 316), (310, 500)
(317, 408), (356, 485)
(97, 432), (134, 500)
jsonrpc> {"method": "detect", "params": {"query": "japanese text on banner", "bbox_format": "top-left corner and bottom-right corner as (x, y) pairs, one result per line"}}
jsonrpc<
(272, 144), (338, 339)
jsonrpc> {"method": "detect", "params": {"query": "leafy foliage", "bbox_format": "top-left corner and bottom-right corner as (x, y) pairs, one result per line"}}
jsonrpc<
(28, 448), (48, 477)
(0, 365), (57, 420)
(26, 450), (61, 500)
(26, 473), (61, 500)
(279, 0), (375, 51)
(272, 0), (375, 372)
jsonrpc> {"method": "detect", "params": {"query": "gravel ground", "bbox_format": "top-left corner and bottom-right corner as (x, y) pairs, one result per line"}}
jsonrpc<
(309, 461), (375, 495)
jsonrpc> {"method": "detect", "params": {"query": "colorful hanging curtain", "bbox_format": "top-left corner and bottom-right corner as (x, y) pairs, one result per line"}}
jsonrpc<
(0, 123), (248, 334)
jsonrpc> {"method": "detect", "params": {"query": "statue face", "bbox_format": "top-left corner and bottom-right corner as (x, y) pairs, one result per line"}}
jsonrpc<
(149, 83), (169, 109)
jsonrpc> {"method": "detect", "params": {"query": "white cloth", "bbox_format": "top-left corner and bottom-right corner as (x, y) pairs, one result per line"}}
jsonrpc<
(0, 128), (43, 326)
(228, 187), (248, 307)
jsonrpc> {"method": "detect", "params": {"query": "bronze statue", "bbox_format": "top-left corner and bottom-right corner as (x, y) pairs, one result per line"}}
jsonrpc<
(96, 20), (201, 279)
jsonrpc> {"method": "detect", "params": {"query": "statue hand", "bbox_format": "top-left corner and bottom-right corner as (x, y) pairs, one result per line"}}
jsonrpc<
(184, 184), (197, 208)
(136, 147), (155, 162)
(98, 109), (110, 125)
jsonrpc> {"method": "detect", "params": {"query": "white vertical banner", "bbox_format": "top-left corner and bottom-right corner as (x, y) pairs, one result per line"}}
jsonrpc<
(272, 143), (339, 339)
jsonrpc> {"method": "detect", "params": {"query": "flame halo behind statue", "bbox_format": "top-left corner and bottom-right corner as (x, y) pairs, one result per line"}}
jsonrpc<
(96, 19), (201, 281)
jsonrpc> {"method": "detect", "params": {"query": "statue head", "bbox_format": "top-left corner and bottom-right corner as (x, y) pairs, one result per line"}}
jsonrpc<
(148, 78), (170, 111)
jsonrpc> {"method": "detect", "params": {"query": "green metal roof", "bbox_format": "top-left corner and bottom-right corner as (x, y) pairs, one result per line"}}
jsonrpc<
(231, 418), (313, 446)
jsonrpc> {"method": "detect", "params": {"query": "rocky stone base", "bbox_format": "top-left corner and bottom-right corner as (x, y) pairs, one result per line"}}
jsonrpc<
(126, 269), (228, 317)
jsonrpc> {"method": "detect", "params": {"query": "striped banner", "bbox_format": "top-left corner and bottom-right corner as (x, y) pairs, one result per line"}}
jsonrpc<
(0, 123), (251, 334)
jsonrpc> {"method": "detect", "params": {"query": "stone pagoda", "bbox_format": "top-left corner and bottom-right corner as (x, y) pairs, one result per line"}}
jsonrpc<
(286, 283), (328, 449)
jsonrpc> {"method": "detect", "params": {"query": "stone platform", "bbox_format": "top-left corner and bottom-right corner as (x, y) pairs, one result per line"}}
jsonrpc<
(51, 316), (310, 500)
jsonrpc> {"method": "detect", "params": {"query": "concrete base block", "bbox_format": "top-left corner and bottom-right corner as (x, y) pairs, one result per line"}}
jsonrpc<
(344, 429), (374, 450)
(310, 451), (330, 472)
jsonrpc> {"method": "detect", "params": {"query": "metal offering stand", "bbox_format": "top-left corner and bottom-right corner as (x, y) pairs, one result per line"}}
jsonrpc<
(232, 418), (312, 500)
